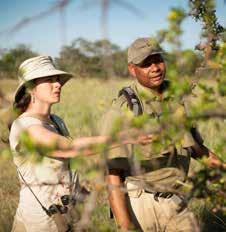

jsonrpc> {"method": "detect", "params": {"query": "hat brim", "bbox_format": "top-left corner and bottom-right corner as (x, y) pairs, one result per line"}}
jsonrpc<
(131, 51), (164, 65)
(14, 70), (72, 106)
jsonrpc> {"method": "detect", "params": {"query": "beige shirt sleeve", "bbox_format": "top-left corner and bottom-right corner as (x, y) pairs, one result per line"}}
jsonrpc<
(9, 116), (42, 152)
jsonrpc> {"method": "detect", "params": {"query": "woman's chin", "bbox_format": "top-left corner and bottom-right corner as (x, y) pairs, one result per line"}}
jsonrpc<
(51, 98), (60, 104)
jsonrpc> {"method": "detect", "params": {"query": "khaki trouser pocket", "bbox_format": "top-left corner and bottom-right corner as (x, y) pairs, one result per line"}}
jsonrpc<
(126, 182), (143, 198)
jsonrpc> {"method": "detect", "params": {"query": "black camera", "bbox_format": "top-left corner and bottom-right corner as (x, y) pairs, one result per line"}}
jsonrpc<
(61, 195), (70, 206)
(48, 203), (68, 216)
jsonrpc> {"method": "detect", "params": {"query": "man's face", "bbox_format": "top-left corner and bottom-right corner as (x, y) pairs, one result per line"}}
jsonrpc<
(128, 54), (166, 89)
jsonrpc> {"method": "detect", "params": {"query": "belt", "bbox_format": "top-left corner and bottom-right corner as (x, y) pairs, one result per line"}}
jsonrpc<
(144, 190), (173, 202)
(126, 181), (174, 201)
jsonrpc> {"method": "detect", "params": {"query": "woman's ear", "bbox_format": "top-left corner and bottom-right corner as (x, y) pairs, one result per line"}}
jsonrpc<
(27, 89), (34, 98)
(26, 81), (36, 94)
(128, 63), (137, 78)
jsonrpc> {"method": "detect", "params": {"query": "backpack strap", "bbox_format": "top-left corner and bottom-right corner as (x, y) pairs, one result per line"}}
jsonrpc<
(118, 87), (143, 116)
(50, 114), (74, 195)
(50, 114), (71, 138)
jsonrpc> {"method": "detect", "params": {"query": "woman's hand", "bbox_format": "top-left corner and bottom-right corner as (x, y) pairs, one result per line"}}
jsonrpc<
(116, 128), (154, 146)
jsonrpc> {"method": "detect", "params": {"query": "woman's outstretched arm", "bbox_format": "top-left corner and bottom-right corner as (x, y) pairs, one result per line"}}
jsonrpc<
(26, 125), (107, 158)
(26, 125), (154, 158)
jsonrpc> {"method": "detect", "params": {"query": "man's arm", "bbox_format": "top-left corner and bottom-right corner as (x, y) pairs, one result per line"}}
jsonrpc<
(190, 143), (226, 169)
(187, 126), (225, 168)
(107, 169), (135, 231)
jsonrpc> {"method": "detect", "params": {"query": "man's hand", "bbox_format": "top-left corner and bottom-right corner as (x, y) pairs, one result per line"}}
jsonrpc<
(191, 143), (226, 169)
(205, 152), (226, 169)
(122, 134), (153, 146)
(132, 134), (153, 145)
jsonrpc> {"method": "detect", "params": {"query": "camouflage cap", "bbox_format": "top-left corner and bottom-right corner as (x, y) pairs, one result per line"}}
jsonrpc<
(128, 38), (163, 65)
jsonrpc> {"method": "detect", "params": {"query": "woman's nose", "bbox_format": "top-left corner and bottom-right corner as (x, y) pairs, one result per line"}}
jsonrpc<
(53, 76), (62, 87)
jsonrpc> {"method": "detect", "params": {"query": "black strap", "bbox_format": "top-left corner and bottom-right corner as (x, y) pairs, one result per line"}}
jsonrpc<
(118, 87), (143, 116)
(50, 115), (73, 195)
(50, 115), (65, 136)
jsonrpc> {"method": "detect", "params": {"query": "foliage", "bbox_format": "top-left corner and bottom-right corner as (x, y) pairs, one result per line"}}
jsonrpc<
(189, 0), (225, 65)
(0, 44), (38, 79)
(189, 0), (225, 44)
(55, 38), (128, 78)
(157, 7), (186, 51)
(184, 0), (226, 226)
(0, 1), (226, 231)
(155, 7), (203, 75)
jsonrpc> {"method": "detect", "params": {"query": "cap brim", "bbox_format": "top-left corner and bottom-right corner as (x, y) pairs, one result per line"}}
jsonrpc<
(131, 51), (164, 65)
(13, 71), (72, 106)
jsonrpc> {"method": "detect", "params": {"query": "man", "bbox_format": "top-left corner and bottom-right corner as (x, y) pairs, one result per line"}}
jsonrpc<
(101, 38), (222, 231)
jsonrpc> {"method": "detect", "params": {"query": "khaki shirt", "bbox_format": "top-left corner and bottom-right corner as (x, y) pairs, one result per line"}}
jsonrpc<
(101, 80), (197, 192)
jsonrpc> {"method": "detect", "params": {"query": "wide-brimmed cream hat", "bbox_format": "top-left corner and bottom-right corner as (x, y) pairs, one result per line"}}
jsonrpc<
(14, 55), (72, 106)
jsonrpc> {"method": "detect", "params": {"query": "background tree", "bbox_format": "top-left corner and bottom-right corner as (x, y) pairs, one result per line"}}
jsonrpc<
(0, 44), (38, 80)
(55, 38), (128, 78)
(156, 7), (202, 76)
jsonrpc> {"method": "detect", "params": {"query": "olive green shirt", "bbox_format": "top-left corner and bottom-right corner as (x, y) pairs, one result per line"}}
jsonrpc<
(101, 80), (198, 192)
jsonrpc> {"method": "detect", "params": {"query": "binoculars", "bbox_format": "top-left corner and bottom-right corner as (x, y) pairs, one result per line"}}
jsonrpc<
(47, 195), (71, 216)
(47, 187), (90, 216)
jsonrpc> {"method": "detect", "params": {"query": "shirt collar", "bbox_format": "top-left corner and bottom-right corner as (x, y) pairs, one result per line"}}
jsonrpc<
(132, 79), (171, 101)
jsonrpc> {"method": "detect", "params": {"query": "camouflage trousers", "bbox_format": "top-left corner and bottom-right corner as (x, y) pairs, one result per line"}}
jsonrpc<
(126, 182), (200, 232)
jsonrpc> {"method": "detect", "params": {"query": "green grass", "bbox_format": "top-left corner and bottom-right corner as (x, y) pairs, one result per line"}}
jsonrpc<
(53, 78), (130, 137)
(0, 158), (19, 232)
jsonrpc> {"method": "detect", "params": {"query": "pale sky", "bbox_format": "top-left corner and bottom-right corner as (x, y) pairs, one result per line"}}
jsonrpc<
(0, 0), (225, 57)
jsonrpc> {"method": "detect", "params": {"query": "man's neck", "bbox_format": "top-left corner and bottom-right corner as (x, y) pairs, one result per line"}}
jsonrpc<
(149, 84), (165, 99)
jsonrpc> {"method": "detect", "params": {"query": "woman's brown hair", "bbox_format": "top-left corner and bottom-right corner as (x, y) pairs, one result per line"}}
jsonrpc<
(13, 80), (36, 117)
(13, 92), (31, 115)
(4, 92), (31, 135)
(1, 93), (31, 143)
(1, 83), (34, 144)
(8, 82), (34, 131)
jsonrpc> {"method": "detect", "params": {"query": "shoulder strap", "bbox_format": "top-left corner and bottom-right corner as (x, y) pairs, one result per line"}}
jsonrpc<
(50, 114), (73, 193)
(50, 115), (71, 138)
(118, 87), (143, 116)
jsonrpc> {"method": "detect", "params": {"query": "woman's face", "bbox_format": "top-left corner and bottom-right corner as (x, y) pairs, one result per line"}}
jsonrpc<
(32, 75), (62, 105)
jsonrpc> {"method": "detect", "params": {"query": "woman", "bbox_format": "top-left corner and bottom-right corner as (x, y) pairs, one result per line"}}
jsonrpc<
(9, 56), (111, 232)
(9, 56), (152, 232)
